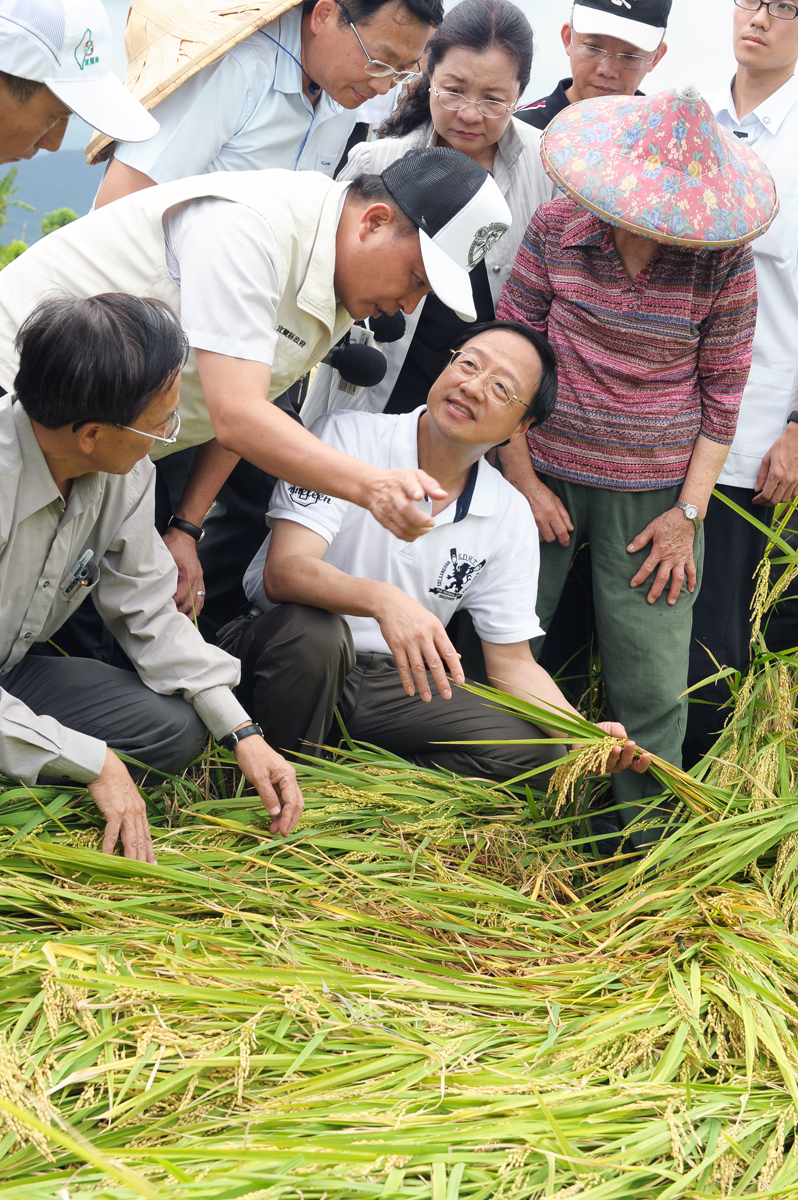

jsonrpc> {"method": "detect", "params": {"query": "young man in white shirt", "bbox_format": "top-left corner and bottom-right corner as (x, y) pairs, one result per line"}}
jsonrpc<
(222, 321), (650, 790)
(2, 294), (304, 865)
(95, 0), (443, 207)
(685, 0), (798, 763)
(0, 0), (156, 165)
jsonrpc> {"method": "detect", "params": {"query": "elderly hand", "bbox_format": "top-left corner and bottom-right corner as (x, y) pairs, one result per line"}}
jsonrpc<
(754, 423), (798, 506)
(596, 721), (652, 775)
(626, 507), (697, 605)
(88, 748), (157, 863)
(364, 468), (444, 542)
(162, 525), (206, 617)
(232, 732), (305, 837)
(374, 586), (464, 702)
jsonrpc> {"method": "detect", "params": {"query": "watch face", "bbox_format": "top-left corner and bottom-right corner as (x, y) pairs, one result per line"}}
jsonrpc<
(684, 504), (699, 520)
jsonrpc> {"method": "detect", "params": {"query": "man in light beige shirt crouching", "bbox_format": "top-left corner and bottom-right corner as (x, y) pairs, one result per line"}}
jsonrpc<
(0, 293), (304, 862)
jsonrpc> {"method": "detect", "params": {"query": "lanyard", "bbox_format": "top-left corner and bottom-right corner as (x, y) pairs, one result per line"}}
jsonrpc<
(260, 31), (320, 96)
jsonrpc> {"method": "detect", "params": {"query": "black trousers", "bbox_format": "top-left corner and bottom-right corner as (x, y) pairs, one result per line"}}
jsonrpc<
(3, 654), (208, 782)
(218, 603), (567, 785)
(683, 485), (774, 767)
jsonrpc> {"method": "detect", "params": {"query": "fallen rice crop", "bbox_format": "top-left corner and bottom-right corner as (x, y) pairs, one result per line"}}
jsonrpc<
(0, 495), (798, 1198)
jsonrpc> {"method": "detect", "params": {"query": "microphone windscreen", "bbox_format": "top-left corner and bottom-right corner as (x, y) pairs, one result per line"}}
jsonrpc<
(369, 310), (406, 343)
(331, 342), (388, 388)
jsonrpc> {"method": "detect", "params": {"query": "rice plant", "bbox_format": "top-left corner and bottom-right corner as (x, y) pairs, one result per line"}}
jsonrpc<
(0, 496), (797, 1197)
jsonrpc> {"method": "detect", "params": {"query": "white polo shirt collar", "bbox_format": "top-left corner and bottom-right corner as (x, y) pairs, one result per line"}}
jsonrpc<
(387, 407), (501, 522)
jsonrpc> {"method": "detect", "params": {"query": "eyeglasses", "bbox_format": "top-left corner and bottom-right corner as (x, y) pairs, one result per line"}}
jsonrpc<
(431, 82), (514, 120)
(448, 350), (523, 407)
(573, 37), (656, 70)
(120, 409), (181, 445)
(734, 0), (798, 19)
(335, 0), (423, 83)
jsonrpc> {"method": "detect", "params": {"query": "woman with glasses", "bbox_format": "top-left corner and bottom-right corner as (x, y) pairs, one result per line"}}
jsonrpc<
(302, 0), (558, 425)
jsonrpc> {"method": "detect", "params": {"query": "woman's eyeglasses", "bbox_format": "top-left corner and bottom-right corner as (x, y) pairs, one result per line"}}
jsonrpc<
(432, 82), (513, 120)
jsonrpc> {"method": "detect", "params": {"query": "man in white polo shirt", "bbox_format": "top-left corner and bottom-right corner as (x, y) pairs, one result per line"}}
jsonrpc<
(685, 0), (798, 764)
(94, 0), (442, 207)
(0, 0), (156, 165)
(222, 321), (650, 791)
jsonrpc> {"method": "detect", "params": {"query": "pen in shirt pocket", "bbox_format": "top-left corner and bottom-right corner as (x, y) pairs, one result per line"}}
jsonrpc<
(62, 549), (98, 600)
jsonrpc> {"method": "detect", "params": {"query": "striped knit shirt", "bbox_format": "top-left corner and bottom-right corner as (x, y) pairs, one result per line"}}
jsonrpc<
(497, 197), (758, 491)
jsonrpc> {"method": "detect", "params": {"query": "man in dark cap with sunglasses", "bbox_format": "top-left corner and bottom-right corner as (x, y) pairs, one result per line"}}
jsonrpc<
(516, 0), (670, 130)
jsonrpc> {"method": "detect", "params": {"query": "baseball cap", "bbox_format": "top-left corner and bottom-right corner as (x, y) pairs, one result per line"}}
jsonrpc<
(572, 0), (672, 54)
(0, 0), (158, 142)
(381, 147), (512, 323)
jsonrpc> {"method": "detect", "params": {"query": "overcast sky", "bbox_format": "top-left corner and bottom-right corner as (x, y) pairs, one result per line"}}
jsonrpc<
(62, 0), (739, 150)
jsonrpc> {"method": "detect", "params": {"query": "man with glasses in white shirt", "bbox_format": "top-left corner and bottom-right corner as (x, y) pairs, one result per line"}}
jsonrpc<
(222, 321), (651, 794)
(685, 0), (798, 763)
(95, 0), (442, 207)
(515, 0), (669, 130)
(0, 293), (305, 864)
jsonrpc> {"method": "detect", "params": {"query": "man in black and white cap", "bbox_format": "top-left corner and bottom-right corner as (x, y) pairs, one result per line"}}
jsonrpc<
(0, 148), (512, 620)
(0, 0), (157, 165)
(516, 0), (669, 130)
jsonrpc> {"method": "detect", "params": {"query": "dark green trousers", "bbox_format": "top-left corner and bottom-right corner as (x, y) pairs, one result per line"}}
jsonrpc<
(534, 477), (704, 840)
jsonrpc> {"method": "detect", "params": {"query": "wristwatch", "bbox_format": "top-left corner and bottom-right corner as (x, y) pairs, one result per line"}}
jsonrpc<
(167, 516), (205, 544)
(220, 722), (264, 751)
(674, 500), (702, 532)
(787, 411), (798, 426)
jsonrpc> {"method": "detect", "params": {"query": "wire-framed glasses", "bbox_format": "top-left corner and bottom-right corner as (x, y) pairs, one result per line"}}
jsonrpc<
(448, 350), (523, 407)
(120, 409), (181, 445)
(573, 37), (656, 70)
(335, 0), (423, 83)
(431, 82), (513, 120)
(734, 0), (798, 19)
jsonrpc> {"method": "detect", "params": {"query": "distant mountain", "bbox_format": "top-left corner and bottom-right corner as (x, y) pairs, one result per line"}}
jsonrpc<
(2, 150), (102, 243)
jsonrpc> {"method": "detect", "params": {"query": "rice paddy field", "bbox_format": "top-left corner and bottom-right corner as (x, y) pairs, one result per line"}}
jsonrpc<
(2, 500), (798, 1199)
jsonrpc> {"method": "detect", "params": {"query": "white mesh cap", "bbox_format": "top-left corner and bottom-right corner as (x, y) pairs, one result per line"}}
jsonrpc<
(0, 0), (158, 141)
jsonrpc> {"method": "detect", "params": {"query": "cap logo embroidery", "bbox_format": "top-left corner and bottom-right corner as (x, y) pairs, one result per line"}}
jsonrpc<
(75, 29), (99, 70)
(468, 223), (509, 268)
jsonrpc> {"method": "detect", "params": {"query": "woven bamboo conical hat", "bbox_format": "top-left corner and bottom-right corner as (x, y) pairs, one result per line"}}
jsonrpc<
(86, 0), (303, 164)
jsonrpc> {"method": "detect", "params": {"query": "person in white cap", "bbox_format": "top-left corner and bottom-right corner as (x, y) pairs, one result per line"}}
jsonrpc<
(0, 0), (156, 165)
(516, 0), (669, 129)
(0, 148), (512, 617)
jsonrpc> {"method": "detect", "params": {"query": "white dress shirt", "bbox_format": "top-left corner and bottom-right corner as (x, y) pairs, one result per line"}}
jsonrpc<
(711, 76), (798, 489)
(0, 398), (249, 784)
(244, 407), (545, 653)
(115, 7), (357, 181)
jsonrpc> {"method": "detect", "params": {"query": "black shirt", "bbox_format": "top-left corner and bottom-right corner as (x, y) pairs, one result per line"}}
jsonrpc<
(515, 79), (646, 131)
(385, 258), (495, 416)
(514, 79), (573, 130)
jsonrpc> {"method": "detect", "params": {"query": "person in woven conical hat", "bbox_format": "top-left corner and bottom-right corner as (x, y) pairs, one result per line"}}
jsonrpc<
(497, 84), (777, 853)
(685, 0), (798, 767)
(0, 147), (512, 610)
(95, 0), (443, 210)
(0, 0), (156, 164)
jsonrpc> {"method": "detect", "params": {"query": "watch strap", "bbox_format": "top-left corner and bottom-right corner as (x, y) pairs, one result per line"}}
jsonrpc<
(674, 500), (701, 532)
(168, 516), (205, 544)
(220, 722), (263, 752)
(787, 411), (798, 426)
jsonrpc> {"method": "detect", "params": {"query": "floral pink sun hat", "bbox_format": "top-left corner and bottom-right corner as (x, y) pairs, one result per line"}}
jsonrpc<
(540, 84), (778, 248)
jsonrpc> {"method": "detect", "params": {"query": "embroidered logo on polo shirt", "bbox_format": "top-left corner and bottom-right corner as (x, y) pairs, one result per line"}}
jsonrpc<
(287, 486), (331, 507)
(468, 223), (509, 268)
(277, 325), (307, 348)
(429, 548), (486, 601)
(75, 30), (99, 70)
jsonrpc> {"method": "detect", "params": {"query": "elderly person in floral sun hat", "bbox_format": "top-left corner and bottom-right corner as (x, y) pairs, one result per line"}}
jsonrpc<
(497, 84), (777, 852)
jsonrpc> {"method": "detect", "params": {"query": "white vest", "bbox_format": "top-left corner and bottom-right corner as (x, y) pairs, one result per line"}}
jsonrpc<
(0, 170), (354, 455)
